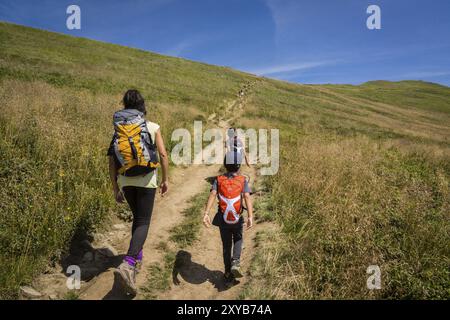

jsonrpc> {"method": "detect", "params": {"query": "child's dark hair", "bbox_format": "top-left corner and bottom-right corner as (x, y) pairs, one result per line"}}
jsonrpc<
(123, 89), (146, 115)
(223, 151), (242, 173)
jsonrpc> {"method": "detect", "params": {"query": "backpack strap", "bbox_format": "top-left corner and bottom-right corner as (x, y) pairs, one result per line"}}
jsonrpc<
(128, 136), (138, 159)
(216, 175), (224, 213)
(235, 175), (247, 213)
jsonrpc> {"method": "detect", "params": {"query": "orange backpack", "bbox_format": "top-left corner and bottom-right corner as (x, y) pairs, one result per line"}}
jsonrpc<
(217, 175), (246, 224)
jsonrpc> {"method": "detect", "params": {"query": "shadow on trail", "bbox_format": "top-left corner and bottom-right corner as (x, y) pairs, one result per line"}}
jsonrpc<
(59, 227), (124, 282)
(60, 244), (124, 282)
(172, 250), (239, 292)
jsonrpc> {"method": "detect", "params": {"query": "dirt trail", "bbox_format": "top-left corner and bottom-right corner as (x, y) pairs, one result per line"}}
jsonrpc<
(81, 162), (220, 300)
(156, 81), (263, 300)
(157, 165), (262, 300)
(34, 81), (263, 300)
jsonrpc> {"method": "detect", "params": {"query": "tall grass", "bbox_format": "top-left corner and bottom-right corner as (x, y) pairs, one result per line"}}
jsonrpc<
(0, 79), (218, 299)
(0, 81), (113, 298)
(257, 138), (449, 298)
(241, 80), (450, 299)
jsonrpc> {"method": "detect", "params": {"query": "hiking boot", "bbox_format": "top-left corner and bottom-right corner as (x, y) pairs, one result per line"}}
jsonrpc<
(114, 262), (137, 296)
(231, 259), (243, 278)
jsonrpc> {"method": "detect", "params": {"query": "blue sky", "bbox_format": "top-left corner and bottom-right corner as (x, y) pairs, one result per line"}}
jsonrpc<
(1, 0), (450, 85)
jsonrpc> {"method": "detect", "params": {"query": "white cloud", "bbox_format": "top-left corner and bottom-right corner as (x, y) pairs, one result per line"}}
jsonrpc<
(164, 35), (208, 57)
(248, 60), (335, 76)
(265, 0), (299, 28)
(264, 0), (303, 44)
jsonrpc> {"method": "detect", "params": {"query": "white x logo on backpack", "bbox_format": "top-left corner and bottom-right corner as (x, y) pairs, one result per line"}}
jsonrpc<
(219, 194), (241, 224)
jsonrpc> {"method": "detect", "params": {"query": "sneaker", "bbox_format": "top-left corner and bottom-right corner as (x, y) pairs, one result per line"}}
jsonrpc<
(224, 272), (233, 282)
(231, 259), (243, 278)
(114, 262), (137, 296)
(224, 272), (238, 287)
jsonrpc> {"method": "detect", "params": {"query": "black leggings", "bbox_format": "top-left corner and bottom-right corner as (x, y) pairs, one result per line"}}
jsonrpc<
(122, 186), (156, 259)
(219, 222), (243, 273)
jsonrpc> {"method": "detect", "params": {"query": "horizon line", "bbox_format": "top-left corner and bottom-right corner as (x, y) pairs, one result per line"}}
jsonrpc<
(1, 20), (449, 88)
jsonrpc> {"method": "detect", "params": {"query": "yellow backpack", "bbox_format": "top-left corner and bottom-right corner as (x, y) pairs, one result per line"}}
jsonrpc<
(112, 109), (159, 176)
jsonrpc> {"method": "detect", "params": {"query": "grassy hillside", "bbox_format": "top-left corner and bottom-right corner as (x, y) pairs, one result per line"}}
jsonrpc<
(1, 22), (449, 299)
(239, 77), (450, 299)
(0, 21), (255, 299)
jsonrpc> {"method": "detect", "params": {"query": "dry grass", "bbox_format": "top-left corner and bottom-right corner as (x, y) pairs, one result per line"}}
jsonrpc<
(239, 78), (450, 300)
(243, 135), (449, 299)
(0, 79), (205, 299)
(0, 80), (114, 298)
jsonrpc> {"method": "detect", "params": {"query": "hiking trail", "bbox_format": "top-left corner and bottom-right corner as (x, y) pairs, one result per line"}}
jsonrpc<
(32, 80), (269, 300)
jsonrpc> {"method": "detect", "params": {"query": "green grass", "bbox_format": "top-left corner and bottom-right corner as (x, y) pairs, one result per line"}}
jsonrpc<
(240, 80), (450, 298)
(63, 290), (80, 300)
(140, 250), (177, 300)
(251, 176), (276, 223)
(1, 21), (449, 300)
(169, 188), (211, 247)
(350, 80), (450, 114)
(0, 22), (256, 115)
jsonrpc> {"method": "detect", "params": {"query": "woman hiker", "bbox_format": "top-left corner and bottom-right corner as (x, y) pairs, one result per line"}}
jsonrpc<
(107, 89), (169, 295)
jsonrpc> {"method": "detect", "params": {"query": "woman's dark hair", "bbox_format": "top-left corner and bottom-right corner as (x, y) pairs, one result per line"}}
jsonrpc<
(123, 89), (146, 115)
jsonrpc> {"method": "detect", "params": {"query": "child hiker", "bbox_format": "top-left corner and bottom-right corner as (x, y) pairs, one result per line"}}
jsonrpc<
(203, 151), (254, 285)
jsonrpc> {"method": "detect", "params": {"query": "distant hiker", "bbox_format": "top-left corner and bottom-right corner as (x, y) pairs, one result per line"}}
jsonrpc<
(203, 152), (254, 286)
(225, 128), (251, 167)
(107, 89), (169, 295)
